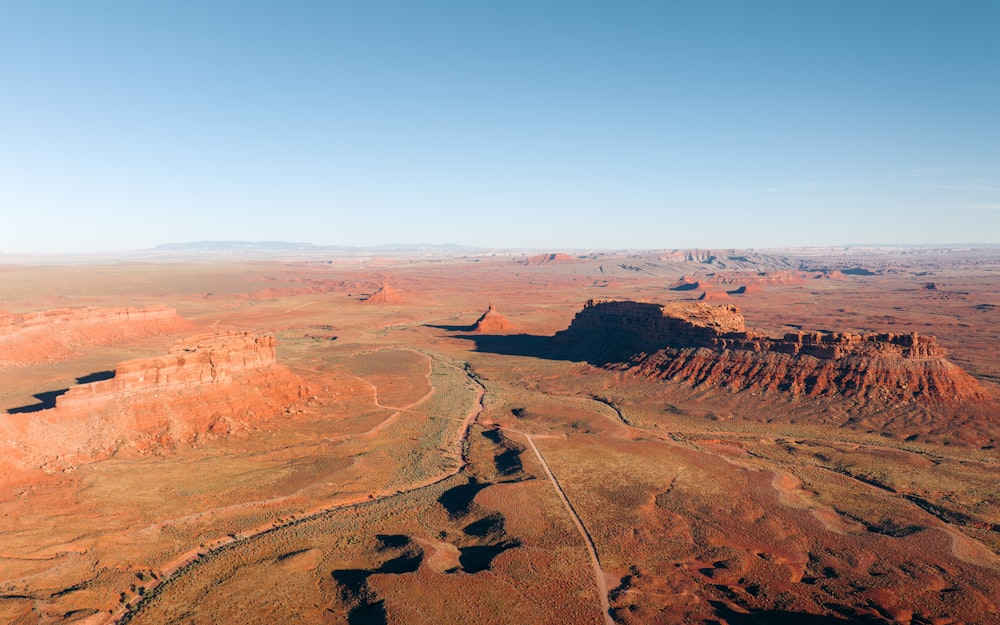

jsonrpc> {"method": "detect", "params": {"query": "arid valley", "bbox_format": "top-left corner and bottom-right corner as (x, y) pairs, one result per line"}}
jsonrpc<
(1, 246), (999, 625)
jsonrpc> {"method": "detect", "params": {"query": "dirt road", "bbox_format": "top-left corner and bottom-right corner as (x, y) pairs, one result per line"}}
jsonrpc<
(521, 431), (614, 625)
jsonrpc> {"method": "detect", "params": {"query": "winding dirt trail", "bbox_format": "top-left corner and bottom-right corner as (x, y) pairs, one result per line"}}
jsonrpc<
(349, 347), (437, 412)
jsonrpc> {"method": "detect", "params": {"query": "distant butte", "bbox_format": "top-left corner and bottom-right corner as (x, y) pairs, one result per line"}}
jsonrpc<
(472, 302), (519, 335)
(697, 290), (730, 301)
(555, 300), (992, 406)
(362, 282), (404, 304)
(669, 278), (701, 291)
(521, 253), (578, 265)
(0, 332), (309, 484)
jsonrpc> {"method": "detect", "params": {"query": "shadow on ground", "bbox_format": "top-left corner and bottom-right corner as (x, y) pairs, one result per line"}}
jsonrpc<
(428, 327), (635, 368)
(6, 370), (115, 413)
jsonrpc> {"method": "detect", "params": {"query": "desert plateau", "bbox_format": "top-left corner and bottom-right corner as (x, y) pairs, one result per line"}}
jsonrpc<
(0, 246), (997, 625)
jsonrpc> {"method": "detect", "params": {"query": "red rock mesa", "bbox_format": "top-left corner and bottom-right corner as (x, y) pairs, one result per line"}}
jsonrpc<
(697, 290), (731, 301)
(521, 253), (578, 264)
(557, 300), (990, 405)
(1, 332), (309, 484)
(0, 306), (190, 366)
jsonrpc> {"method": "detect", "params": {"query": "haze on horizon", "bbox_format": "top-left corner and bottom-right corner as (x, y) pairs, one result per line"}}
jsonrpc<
(1, 2), (998, 255)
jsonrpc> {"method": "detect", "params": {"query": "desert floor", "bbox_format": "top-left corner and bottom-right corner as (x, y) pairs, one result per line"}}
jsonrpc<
(1, 248), (999, 625)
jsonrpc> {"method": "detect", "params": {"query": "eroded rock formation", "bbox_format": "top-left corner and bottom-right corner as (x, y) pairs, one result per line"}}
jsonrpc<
(0, 332), (310, 482)
(0, 306), (190, 366)
(555, 300), (990, 405)
(362, 283), (403, 304)
(472, 303), (519, 335)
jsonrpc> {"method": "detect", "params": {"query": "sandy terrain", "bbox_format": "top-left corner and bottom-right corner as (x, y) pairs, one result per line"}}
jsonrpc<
(1, 247), (998, 624)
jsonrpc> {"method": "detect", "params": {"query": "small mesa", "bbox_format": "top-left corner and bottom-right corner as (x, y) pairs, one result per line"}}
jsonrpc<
(697, 290), (730, 301)
(670, 279), (702, 291)
(521, 253), (578, 265)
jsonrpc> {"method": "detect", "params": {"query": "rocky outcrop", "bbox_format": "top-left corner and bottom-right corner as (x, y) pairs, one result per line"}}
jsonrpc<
(472, 303), (519, 335)
(0, 306), (190, 366)
(555, 300), (990, 405)
(362, 283), (403, 304)
(1, 332), (310, 481)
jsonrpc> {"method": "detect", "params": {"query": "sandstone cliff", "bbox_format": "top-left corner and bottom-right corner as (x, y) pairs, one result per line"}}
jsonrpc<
(555, 300), (989, 405)
(1, 332), (309, 481)
(0, 306), (190, 366)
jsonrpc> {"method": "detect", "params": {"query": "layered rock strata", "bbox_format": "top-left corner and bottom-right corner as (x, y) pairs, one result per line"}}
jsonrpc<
(555, 300), (989, 404)
(1, 332), (309, 481)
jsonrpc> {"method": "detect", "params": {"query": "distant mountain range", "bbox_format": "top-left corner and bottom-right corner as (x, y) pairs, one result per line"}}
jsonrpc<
(153, 241), (482, 253)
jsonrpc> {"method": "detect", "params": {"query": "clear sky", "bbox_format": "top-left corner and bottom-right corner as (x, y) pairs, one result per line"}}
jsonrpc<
(1, 1), (998, 253)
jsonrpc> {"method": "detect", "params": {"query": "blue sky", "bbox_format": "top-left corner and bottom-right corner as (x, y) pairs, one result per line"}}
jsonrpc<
(1, 1), (998, 253)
